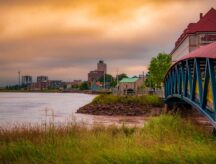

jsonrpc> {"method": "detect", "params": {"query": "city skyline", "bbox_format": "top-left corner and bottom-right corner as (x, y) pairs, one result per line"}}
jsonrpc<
(0, 0), (215, 86)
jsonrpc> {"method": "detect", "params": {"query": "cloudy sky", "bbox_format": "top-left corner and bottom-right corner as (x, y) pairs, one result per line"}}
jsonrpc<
(0, 0), (215, 86)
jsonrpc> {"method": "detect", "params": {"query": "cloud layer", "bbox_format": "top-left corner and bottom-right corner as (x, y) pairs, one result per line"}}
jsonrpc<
(0, 0), (215, 86)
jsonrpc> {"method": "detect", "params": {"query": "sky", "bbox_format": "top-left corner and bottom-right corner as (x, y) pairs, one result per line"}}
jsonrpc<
(0, 0), (215, 86)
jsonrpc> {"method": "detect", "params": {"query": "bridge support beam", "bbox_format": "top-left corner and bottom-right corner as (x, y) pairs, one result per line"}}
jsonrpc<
(165, 101), (192, 116)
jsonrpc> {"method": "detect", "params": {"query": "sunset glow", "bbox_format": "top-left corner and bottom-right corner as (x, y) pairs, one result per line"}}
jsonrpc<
(0, 0), (215, 86)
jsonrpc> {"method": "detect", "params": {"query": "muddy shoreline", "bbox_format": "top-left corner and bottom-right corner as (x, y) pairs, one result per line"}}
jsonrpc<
(77, 103), (164, 116)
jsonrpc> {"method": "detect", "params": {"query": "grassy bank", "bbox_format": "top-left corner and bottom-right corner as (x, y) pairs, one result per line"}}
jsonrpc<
(92, 94), (163, 107)
(1, 115), (216, 163)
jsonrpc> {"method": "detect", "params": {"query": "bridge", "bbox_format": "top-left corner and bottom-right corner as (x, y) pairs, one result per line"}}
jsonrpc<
(164, 42), (216, 127)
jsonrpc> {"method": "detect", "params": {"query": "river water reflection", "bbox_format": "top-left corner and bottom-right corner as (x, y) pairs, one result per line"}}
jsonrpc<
(0, 92), (146, 128)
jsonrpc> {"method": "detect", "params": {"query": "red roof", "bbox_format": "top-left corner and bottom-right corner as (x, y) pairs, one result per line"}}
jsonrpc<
(174, 8), (216, 49)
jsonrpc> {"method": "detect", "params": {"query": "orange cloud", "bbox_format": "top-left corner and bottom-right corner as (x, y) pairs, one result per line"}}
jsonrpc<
(0, 0), (215, 86)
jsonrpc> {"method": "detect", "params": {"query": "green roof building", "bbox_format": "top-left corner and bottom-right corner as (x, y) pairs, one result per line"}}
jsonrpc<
(118, 77), (143, 95)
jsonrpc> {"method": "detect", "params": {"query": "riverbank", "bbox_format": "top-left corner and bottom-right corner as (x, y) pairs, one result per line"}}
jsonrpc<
(1, 115), (215, 163)
(77, 94), (164, 116)
(0, 89), (110, 94)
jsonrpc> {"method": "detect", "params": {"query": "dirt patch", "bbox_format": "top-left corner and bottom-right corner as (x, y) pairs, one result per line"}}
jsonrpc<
(77, 103), (164, 116)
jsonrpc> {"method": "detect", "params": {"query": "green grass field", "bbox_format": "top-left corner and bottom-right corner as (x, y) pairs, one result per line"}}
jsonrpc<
(1, 115), (216, 163)
(92, 94), (163, 107)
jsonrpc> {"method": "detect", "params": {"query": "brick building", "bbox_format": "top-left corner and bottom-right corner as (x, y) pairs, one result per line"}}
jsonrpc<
(88, 60), (107, 83)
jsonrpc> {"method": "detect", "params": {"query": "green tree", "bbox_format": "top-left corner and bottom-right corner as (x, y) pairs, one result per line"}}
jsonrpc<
(98, 74), (114, 88)
(79, 82), (89, 90)
(147, 53), (171, 88)
(112, 73), (128, 87)
(117, 73), (128, 81)
(98, 74), (114, 83)
(144, 72), (152, 88)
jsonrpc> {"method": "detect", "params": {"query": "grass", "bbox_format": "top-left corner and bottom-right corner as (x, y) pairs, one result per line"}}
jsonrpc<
(1, 115), (216, 163)
(92, 94), (163, 107)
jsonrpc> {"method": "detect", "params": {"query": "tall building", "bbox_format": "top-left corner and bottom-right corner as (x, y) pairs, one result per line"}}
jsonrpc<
(88, 60), (107, 83)
(22, 75), (32, 85)
(171, 8), (216, 63)
(97, 60), (107, 74)
(37, 76), (48, 83)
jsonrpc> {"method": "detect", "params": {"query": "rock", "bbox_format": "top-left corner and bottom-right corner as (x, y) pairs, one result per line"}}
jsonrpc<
(76, 103), (164, 116)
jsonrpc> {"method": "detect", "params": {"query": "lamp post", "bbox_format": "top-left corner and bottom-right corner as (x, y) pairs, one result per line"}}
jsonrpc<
(104, 72), (106, 90)
(18, 71), (21, 88)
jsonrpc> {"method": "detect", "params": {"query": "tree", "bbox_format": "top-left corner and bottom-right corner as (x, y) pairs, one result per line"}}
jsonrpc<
(98, 74), (114, 83)
(116, 73), (128, 81)
(79, 82), (89, 90)
(144, 72), (153, 88)
(98, 74), (114, 88)
(146, 53), (171, 88)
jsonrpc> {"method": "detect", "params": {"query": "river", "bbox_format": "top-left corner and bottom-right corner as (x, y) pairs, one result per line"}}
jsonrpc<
(0, 92), (146, 128)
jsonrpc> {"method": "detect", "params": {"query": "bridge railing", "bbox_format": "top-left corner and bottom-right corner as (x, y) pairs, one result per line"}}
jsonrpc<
(164, 57), (216, 124)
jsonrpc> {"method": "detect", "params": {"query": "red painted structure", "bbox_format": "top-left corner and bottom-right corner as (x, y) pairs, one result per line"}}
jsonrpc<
(178, 42), (216, 61)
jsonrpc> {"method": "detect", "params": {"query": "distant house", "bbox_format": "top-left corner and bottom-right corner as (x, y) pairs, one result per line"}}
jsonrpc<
(118, 77), (143, 95)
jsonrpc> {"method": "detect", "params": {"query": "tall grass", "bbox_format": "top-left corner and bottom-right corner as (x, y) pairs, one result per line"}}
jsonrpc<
(92, 94), (163, 107)
(1, 115), (216, 163)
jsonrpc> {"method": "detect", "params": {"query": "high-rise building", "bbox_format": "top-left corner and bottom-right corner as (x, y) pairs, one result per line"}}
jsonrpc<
(170, 8), (216, 63)
(97, 60), (107, 74)
(22, 75), (32, 85)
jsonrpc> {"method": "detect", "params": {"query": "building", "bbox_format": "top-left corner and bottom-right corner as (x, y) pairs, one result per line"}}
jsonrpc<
(64, 80), (82, 89)
(118, 77), (143, 95)
(171, 8), (216, 63)
(21, 75), (32, 85)
(49, 80), (63, 89)
(30, 82), (49, 91)
(88, 70), (104, 82)
(97, 60), (107, 74)
(37, 76), (48, 83)
(88, 60), (107, 84)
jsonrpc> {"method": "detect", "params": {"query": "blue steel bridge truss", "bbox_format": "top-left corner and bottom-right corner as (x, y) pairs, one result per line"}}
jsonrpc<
(164, 58), (216, 126)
